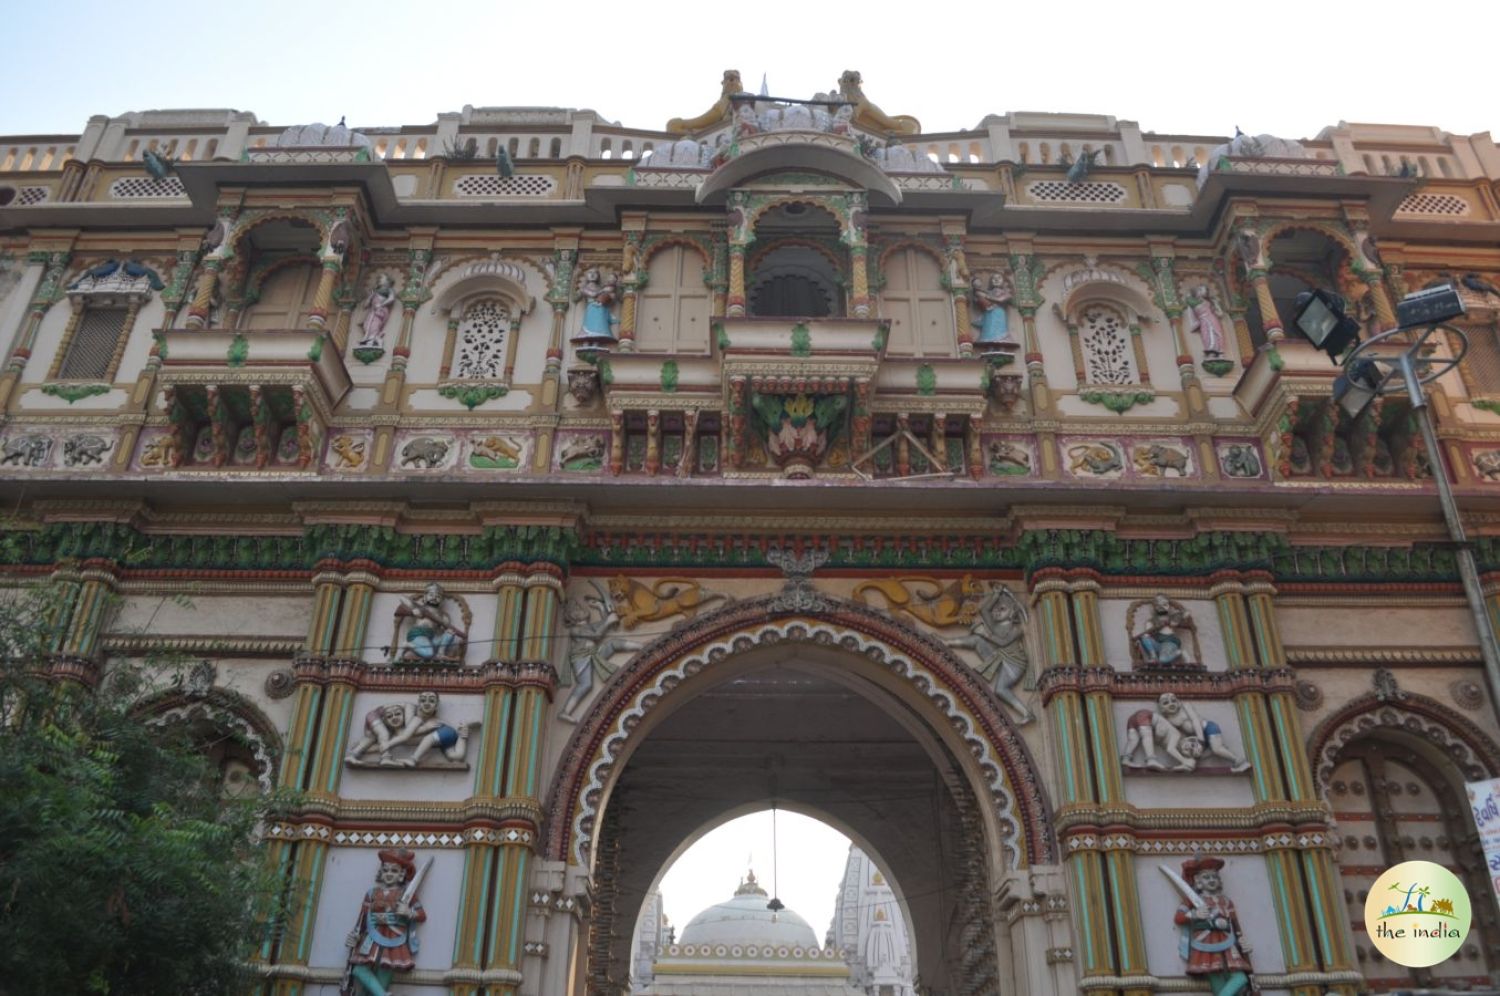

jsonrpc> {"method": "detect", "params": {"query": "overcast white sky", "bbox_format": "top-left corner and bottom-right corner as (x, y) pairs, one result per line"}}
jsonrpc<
(656, 810), (853, 945)
(5, 2), (1497, 140)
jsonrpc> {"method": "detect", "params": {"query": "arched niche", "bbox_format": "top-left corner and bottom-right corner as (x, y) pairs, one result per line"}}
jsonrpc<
(135, 683), (284, 796)
(430, 258), (536, 319)
(1308, 693), (1500, 980)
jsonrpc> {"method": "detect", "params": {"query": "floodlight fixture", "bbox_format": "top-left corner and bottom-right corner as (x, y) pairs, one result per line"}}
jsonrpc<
(1293, 289), (1362, 362)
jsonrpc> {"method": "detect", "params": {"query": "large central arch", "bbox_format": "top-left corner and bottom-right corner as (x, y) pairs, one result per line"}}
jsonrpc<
(543, 594), (1056, 993)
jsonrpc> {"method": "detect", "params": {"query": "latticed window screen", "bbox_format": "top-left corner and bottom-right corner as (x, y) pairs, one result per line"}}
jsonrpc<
(57, 307), (128, 379)
(1080, 304), (1136, 384)
(453, 299), (510, 380)
(1459, 324), (1500, 395)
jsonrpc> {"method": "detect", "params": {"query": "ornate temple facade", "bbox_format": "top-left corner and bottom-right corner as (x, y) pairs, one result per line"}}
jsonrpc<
(2, 71), (1500, 995)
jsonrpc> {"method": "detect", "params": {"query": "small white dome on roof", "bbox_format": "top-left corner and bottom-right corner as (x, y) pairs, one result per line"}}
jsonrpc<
(677, 871), (820, 950)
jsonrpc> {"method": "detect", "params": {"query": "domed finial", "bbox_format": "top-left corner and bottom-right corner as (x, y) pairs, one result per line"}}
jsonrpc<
(736, 869), (768, 897)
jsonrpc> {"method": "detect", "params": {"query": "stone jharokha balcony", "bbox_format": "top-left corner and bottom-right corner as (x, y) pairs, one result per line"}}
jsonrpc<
(151, 327), (350, 469)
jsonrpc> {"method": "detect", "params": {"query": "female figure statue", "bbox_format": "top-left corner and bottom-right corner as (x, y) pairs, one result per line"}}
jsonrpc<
(359, 274), (398, 349)
(575, 268), (620, 342)
(971, 272), (1012, 346)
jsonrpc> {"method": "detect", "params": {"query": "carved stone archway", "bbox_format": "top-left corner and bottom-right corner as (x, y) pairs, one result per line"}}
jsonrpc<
(543, 593), (1056, 995)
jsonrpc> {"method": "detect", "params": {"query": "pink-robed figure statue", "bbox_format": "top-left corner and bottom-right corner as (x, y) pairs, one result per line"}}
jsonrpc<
(358, 274), (397, 349)
(1184, 284), (1227, 357)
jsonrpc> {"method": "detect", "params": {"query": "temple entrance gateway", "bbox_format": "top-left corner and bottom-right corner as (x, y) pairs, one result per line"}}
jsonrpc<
(544, 596), (1065, 996)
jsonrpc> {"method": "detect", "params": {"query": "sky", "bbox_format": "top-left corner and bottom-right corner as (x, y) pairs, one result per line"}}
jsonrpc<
(655, 810), (854, 946)
(5, 2), (1498, 141)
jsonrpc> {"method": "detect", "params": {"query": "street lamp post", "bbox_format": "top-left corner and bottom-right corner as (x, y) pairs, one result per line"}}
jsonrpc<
(1307, 312), (1500, 725)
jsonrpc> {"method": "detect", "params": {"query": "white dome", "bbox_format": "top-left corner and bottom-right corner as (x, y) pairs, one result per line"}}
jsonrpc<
(677, 872), (820, 950)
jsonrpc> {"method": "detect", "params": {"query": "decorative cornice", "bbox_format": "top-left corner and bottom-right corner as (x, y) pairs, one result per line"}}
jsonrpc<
(1037, 665), (1296, 703)
(100, 634), (302, 655)
(292, 656), (557, 694)
(1054, 799), (1331, 836)
(1286, 646), (1481, 665)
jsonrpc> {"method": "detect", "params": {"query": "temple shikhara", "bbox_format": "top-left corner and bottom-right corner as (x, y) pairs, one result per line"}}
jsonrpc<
(3, 69), (1500, 995)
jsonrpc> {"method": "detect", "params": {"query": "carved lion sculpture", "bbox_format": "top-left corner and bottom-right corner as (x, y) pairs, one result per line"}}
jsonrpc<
(838, 70), (920, 136)
(666, 70), (743, 135)
(1067, 444), (1122, 476)
(608, 575), (728, 630)
(853, 575), (986, 628)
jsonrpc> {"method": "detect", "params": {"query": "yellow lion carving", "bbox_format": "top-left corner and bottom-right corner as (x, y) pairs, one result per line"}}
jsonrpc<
(838, 70), (920, 136)
(331, 435), (367, 469)
(608, 575), (728, 630)
(853, 575), (986, 628)
(666, 70), (744, 135)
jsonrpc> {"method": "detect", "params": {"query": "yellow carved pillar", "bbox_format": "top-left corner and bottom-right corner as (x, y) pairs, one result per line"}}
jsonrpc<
(306, 255), (343, 332)
(727, 242), (747, 317)
(257, 570), (357, 994)
(453, 567), (560, 995)
(645, 409), (661, 476)
(850, 245), (871, 319)
(184, 255), (223, 330)
(1070, 577), (1147, 995)
(1033, 574), (1115, 989)
(1248, 270), (1284, 343)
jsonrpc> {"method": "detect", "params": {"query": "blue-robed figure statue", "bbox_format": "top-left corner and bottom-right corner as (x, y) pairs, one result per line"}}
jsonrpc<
(575, 267), (620, 343)
(971, 272), (1012, 346)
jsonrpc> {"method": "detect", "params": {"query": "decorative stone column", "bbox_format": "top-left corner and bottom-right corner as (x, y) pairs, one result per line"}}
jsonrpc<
(726, 242), (748, 317)
(257, 566), (366, 994)
(41, 558), (118, 685)
(1220, 572), (1358, 995)
(942, 227), (973, 355)
(537, 240), (578, 473)
(1069, 576), (1149, 996)
(1032, 573), (1113, 986)
(184, 254), (223, 330)
(306, 254), (343, 333)
(452, 564), (561, 996)
(616, 225), (644, 352)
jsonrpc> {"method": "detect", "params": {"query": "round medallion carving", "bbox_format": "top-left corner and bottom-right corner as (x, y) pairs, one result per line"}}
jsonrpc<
(1294, 679), (1323, 711)
(264, 667), (296, 700)
(1450, 679), (1485, 711)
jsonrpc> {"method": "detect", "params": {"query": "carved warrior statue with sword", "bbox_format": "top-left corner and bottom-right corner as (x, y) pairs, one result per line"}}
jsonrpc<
(1161, 856), (1258, 996)
(342, 848), (432, 996)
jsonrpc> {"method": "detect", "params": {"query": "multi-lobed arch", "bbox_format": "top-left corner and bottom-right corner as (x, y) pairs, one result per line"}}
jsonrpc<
(542, 593), (1056, 873)
(133, 684), (284, 793)
(1308, 690), (1500, 791)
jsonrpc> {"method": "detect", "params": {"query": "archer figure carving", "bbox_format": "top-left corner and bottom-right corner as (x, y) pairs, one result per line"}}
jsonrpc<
(945, 586), (1032, 723)
(561, 581), (643, 719)
(388, 582), (469, 663)
(1129, 594), (1198, 669)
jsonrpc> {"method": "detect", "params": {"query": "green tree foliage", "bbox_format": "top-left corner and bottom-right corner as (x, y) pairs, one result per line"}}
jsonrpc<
(0, 584), (292, 994)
